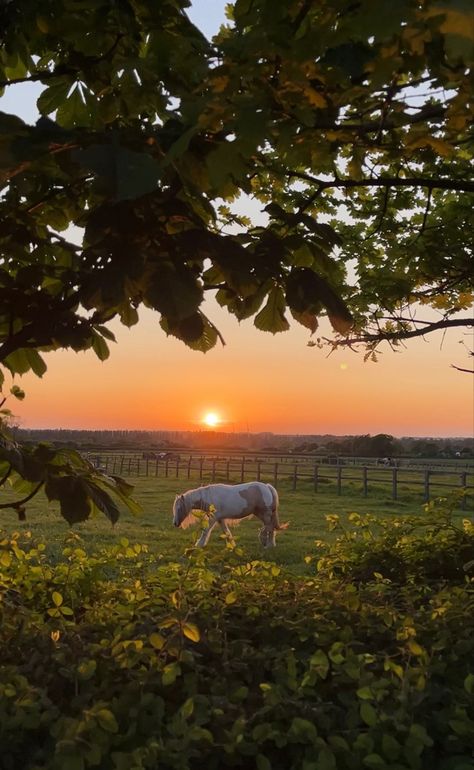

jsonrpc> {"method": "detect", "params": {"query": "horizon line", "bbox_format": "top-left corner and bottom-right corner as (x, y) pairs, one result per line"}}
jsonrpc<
(15, 427), (473, 440)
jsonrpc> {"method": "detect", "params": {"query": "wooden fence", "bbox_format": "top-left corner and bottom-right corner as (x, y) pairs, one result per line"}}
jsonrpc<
(90, 454), (473, 509)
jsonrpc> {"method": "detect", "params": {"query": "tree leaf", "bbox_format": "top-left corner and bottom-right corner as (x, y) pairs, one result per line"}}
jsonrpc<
(254, 286), (290, 333)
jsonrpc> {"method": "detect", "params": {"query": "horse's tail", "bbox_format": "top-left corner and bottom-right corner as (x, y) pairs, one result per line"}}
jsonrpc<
(267, 484), (289, 531)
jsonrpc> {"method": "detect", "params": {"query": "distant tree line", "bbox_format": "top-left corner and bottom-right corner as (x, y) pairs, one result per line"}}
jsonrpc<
(13, 428), (473, 459)
(293, 435), (473, 459)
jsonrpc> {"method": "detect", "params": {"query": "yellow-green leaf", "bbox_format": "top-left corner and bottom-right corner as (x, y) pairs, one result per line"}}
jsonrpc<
(52, 591), (63, 607)
(182, 622), (200, 642)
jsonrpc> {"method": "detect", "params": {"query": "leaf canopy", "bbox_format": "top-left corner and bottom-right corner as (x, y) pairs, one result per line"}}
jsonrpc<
(0, 0), (472, 521)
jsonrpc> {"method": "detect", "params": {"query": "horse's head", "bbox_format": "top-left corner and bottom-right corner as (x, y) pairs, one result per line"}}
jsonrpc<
(172, 493), (187, 527)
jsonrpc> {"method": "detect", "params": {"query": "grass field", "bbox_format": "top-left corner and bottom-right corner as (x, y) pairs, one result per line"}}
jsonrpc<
(1, 475), (471, 572)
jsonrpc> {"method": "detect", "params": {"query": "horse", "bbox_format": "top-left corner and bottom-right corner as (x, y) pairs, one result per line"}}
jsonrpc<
(172, 481), (289, 548)
(376, 457), (394, 467)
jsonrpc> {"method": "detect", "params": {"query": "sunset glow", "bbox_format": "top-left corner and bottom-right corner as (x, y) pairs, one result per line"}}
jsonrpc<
(13, 305), (473, 438)
(203, 412), (220, 428)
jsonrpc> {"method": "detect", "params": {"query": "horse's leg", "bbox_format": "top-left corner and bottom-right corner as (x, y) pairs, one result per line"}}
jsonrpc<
(219, 520), (235, 545)
(258, 508), (275, 548)
(195, 518), (217, 547)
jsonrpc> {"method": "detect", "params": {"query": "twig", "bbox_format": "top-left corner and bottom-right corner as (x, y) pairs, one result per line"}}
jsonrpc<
(329, 317), (474, 346)
(0, 481), (44, 510)
(364, 185), (390, 240)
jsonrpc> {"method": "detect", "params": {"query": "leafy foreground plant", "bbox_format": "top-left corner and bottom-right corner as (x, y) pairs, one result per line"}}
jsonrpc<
(1, 499), (474, 770)
(0, 418), (142, 524)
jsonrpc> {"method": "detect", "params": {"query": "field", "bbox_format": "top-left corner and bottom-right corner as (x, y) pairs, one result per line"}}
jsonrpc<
(1, 474), (470, 569)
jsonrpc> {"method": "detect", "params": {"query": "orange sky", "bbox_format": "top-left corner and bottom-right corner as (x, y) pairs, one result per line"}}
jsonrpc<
(11, 298), (474, 437)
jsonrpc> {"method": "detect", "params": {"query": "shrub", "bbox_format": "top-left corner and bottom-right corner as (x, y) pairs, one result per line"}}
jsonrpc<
(1, 500), (474, 769)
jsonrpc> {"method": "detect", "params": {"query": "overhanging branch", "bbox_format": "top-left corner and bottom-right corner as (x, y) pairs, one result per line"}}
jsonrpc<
(330, 317), (474, 346)
(286, 171), (474, 195)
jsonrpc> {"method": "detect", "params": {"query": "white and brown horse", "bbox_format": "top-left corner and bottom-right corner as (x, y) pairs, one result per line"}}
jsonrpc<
(172, 481), (288, 547)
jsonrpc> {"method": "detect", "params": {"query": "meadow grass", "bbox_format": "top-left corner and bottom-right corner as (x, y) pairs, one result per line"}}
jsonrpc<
(1, 475), (470, 573)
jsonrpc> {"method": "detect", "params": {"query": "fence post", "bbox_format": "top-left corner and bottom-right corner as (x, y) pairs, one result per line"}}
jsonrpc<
(241, 457), (245, 483)
(362, 467), (368, 497)
(176, 458), (180, 478)
(119, 456), (124, 474)
(146, 459), (149, 477)
(212, 459), (216, 482)
(392, 467), (398, 500)
(199, 457), (204, 481)
(424, 470), (430, 502)
(155, 460), (159, 477)
(128, 457), (132, 474)
(292, 463), (297, 491)
(337, 465), (342, 495)
(313, 464), (318, 492)
(226, 460), (230, 482)
(257, 461), (261, 481)
(274, 462), (278, 487)
(461, 472), (467, 510)
(187, 458), (192, 480)
(165, 459), (169, 478)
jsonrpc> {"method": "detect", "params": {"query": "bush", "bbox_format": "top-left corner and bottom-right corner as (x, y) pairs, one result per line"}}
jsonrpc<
(1, 499), (474, 769)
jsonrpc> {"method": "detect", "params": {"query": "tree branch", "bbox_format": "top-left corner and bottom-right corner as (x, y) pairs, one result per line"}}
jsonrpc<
(0, 464), (12, 487)
(0, 480), (44, 510)
(286, 171), (474, 194)
(451, 364), (474, 374)
(331, 317), (474, 346)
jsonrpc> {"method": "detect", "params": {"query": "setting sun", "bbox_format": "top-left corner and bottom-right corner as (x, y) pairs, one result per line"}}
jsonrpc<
(203, 412), (220, 428)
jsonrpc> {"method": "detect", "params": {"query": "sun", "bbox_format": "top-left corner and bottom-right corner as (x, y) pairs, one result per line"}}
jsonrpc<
(203, 412), (220, 428)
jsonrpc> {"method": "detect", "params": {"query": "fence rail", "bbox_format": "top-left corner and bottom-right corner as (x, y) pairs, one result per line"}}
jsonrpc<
(89, 454), (473, 509)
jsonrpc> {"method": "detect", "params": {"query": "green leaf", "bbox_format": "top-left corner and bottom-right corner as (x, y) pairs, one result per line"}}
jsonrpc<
(145, 263), (202, 322)
(356, 686), (374, 700)
(362, 754), (385, 768)
(382, 734), (401, 761)
(10, 385), (25, 400)
(44, 476), (92, 524)
(360, 702), (377, 726)
(254, 286), (290, 333)
(464, 673), (474, 693)
(84, 481), (121, 525)
(149, 632), (165, 650)
(56, 84), (91, 128)
(96, 708), (119, 733)
(162, 662), (181, 686)
(317, 748), (336, 770)
(4, 349), (47, 377)
(309, 649), (330, 679)
(77, 659), (97, 680)
(119, 303), (139, 327)
(91, 332), (110, 361)
(180, 697), (194, 719)
(256, 755), (272, 770)
(52, 591), (63, 607)
(37, 81), (73, 116)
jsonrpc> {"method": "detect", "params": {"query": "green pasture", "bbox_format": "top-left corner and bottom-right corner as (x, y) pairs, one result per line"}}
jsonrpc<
(1, 475), (470, 571)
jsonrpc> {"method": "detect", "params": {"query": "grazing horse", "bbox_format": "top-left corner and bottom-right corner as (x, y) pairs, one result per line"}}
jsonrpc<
(172, 481), (289, 547)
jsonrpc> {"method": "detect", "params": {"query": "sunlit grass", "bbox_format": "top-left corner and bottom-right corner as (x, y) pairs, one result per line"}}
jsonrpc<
(3, 475), (468, 573)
